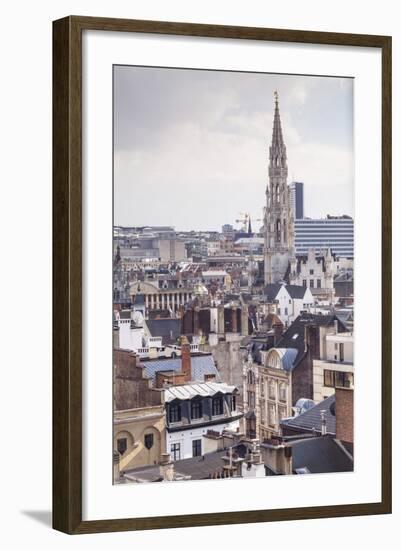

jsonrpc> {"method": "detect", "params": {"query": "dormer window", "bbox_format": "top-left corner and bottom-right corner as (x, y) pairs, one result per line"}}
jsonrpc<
(212, 395), (223, 416)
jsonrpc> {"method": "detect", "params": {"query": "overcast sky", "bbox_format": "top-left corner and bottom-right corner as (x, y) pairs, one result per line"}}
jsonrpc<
(114, 65), (354, 231)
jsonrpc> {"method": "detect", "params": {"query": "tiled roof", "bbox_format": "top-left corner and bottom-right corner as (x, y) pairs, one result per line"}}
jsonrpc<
(281, 394), (336, 435)
(276, 313), (347, 367)
(142, 354), (220, 383)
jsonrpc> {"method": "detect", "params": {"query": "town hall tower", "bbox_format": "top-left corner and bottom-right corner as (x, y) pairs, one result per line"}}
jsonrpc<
(264, 92), (295, 284)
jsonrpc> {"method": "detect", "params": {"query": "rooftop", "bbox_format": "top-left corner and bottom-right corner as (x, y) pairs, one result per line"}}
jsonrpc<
(141, 354), (220, 384)
(164, 381), (237, 402)
(281, 394), (336, 435)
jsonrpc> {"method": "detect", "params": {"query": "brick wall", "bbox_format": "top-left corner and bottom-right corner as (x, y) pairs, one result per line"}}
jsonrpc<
(114, 349), (162, 410)
(335, 387), (354, 443)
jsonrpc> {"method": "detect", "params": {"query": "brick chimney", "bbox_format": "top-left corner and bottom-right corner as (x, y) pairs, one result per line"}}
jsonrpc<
(335, 387), (354, 443)
(304, 323), (320, 359)
(273, 322), (283, 345)
(180, 336), (192, 382)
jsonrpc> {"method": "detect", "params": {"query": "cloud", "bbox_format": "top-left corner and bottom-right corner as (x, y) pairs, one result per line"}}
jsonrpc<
(113, 66), (354, 230)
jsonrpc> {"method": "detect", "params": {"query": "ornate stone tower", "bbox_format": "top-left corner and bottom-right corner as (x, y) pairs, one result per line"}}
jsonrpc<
(264, 92), (295, 284)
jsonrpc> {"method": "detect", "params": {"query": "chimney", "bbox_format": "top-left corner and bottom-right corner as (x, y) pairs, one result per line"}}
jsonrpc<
(273, 322), (283, 345)
(320, 410), (327, 435)
(181, 336), (191, 382)
(113, 450), (121, 483)
(304, 323), (320, 359)
(159, 453), (175, 481)
(335, 387), (354, 443)
(113, 326), (120, 349)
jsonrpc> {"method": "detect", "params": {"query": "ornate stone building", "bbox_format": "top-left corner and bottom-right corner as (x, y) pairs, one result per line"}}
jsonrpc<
(264, 92), (295, 285)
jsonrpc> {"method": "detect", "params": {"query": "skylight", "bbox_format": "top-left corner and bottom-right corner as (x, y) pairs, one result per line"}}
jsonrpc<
(292, 334), (299, 340)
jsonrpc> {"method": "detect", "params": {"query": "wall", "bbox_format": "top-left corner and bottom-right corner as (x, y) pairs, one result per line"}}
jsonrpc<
(114, 408), (166, 470)
(1, 1), (400, 549)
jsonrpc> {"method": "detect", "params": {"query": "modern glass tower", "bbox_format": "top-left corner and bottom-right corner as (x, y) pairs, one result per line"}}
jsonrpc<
(289, 181), (304, 219)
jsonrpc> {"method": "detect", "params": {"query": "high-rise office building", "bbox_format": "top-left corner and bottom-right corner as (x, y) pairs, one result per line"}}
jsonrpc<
(294, 216), (354, 258)
(289, 181), (304, 219)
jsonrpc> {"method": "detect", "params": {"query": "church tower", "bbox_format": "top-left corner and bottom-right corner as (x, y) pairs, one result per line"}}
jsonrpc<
(264, 91), (295, 284)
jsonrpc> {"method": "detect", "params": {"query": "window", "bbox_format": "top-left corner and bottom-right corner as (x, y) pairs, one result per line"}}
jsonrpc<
(191, 400), (203, 420)
(260, 402), (265, 425)
(302, 279), (307, 287)
(324, 370), (335, 387)
(317, 279), (321, 288)
(279, 383), (287, 402)
(171, 443), (181, 461)
(212, 395), (224, 416)
(339, 343), (344, 362)
(169, 403), (182, 423)
(117, 437), (127, 456)
(268, 403), (276, 428)
(247, 370), (255, 385)
(144, 433), (154, 450)
(310, 279), (314, 288)
(277, 307), (281, 314)
(192, 439), (202, 457)
(268, 379), (276, 400)
(247, 391), (255, 409)
(334, 371), (354, 388)
(231, 394), (237, 411)
(284, 307), (288, 315)
(278, 406), (287, 422)
(310, 269), (314, 275)
(260, 377), (265, 396)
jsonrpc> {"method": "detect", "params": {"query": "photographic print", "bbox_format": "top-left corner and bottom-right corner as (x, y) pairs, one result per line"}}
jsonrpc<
(112, 65), (354, 484)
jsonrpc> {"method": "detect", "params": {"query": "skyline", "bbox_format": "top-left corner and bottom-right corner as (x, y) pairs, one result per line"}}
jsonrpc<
(114, 66), (354, 231)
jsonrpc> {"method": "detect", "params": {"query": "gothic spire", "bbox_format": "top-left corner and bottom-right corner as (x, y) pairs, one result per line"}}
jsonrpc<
(270, 91), (287, 163)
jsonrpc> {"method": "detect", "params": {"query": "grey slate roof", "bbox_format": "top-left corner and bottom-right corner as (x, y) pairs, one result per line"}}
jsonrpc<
(292, 436), (353, 474)
(263, 283), (307, 301)
(263, 283), (283, 302)
(124, 450), (231, 481)
(285, 285), (308, 299)
(281, 394), (336, 435)
(276, 312), (347, 367)
(119, 310), (131, 320)
(133, 293), (145, 306)
(145, 318), (181, 345)
(142, 354), (220, 383)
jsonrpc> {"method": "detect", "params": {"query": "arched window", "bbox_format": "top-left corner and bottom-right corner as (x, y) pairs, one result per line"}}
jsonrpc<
(247, 370), (255, 385)
(276, 219), (281, 242)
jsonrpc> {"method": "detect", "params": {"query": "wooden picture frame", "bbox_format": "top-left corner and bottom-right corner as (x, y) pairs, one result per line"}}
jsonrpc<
(53, 15), (392, 534)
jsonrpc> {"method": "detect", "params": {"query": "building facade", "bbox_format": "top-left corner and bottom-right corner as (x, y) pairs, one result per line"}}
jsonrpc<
(313, 331), (354, 402)
(294, 216), (354, 258)
(164, 382), (242, 460)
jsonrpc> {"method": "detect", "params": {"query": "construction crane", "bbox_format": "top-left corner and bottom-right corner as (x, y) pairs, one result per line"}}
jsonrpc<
(235, 212), (263, 234)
